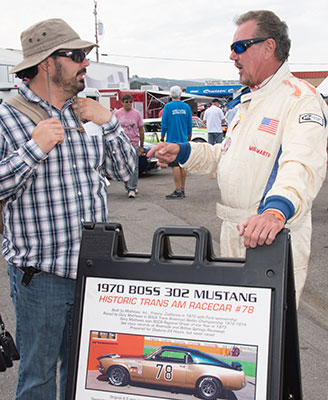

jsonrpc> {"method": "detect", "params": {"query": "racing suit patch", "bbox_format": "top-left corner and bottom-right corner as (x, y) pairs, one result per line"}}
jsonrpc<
(222, 136), (232, 155)
(258, 118), (279, 135)
(299, 113), (323, 126)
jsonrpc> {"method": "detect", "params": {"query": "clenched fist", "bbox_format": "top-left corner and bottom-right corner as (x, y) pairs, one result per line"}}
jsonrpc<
(32, 118), (65, 153)
(72, 97), (112, 125)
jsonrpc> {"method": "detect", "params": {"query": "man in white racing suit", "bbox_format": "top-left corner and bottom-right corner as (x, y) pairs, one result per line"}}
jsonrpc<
(148, 10), (328, 305)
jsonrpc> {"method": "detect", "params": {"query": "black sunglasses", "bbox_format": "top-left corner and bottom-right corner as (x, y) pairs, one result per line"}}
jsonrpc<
(52, 49), (87, 63)
(230, 38), (269, 54)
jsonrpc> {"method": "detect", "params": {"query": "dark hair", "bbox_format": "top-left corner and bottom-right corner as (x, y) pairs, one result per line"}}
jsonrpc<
(121, 94), (133, 102)
(16, 65), (39, 80)
(235, 10), (290, 62)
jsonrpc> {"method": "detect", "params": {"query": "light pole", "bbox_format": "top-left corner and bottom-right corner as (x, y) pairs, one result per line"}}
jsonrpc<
(93, 0), (99, 62)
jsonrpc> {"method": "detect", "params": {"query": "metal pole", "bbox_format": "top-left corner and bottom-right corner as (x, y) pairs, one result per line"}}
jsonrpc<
(94, 0), (99, 62)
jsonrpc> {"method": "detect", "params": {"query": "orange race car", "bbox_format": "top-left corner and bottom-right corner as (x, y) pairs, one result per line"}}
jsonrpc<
(97, 345), (246, 400)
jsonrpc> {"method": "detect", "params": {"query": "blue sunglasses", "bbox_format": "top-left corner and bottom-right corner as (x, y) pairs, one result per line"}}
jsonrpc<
(230, 38), (269, 54)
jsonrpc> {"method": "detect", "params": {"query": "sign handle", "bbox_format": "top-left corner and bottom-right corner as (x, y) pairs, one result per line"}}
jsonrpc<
(150, 225), (215, 264)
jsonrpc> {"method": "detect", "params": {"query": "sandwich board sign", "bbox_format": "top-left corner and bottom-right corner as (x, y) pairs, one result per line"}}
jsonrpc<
(66, 223), (302, 400)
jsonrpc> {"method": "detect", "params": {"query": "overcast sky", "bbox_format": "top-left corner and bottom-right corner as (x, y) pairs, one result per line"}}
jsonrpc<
(1, 0), (327, 81)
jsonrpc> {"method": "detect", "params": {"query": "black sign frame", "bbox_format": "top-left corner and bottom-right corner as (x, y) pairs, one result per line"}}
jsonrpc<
(66, 223), (302, 400)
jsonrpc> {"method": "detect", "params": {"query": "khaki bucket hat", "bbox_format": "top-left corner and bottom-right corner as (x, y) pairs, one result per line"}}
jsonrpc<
(10, 18), (97, 74)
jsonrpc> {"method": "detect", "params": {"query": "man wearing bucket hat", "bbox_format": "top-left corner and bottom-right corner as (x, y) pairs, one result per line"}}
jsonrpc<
(0, 18), (136, 399)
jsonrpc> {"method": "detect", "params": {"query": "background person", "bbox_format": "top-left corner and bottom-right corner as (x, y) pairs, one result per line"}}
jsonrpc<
(224, 106), (238, 127)
(203, 98), (226, 144)
(0, 18), (135, 400)
(200, 102), (210, 120)
(116, 93), (144, 198)
(161, 85), (192, 199)
(149, 10), (328, 305)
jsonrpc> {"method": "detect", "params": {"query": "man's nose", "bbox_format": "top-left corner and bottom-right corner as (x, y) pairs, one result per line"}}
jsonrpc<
(81, 57), (90, 67)
(230, 50), (237, 61)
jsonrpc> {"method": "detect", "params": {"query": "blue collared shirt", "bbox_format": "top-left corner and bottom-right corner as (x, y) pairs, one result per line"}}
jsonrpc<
(0, 84), (136, 278)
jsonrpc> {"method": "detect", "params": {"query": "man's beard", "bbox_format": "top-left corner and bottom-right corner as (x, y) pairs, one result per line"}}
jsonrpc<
(235, 62), (254, 87)
(52, 60), (86, 97)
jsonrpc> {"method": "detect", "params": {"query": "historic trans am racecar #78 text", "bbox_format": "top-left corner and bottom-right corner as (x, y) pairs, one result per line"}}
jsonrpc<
(97, 345), (246, 399)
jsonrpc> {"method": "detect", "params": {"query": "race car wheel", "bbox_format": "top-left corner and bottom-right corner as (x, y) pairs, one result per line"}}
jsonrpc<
(108, 366), (129, 386)
(196, 376), (222, 399)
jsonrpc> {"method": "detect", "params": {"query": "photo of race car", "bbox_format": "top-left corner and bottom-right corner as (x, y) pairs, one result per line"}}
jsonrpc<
(97, 345), (246, 400)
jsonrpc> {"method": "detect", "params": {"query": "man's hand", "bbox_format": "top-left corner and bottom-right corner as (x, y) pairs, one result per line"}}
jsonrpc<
(32, 118), (65, 153)
(237, 213), (285, 248)
(73, 98), (112, 125)
(147, 142), (180, 167)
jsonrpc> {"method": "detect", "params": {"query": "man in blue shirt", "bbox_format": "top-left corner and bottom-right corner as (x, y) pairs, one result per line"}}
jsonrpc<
(161, 86), (192, 199)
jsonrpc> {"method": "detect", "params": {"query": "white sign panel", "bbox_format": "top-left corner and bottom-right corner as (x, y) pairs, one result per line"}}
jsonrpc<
(74, 278), (272, 400)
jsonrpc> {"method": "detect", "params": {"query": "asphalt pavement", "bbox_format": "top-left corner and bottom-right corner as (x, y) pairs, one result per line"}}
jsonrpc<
(0, 167), (327, 399)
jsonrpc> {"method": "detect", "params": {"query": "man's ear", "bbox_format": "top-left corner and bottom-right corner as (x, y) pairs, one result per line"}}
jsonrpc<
(263, 38), (276, 60)
(38, 57), (53, 72)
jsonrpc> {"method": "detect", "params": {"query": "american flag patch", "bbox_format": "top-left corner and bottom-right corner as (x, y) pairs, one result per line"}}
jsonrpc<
(258, 117), (279, 135)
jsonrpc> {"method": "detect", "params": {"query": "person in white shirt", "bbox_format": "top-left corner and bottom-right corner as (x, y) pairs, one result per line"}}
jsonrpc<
(203, 98), (226, 144)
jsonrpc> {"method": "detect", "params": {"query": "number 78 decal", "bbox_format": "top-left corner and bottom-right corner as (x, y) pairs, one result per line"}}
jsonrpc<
(156, 364), (173, 381)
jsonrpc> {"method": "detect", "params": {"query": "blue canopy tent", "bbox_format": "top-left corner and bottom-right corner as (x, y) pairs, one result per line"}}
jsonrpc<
(185, 85), (241, 97)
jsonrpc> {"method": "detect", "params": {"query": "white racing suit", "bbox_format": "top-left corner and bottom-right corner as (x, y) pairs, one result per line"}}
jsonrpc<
(182, 63), (328, 305)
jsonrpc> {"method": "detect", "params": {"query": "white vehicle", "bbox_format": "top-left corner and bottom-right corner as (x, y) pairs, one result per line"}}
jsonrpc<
(0, 48), (22, 103)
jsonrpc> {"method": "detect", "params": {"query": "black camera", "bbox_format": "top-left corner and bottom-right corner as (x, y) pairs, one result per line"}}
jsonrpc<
(0, 317), (20, 372)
